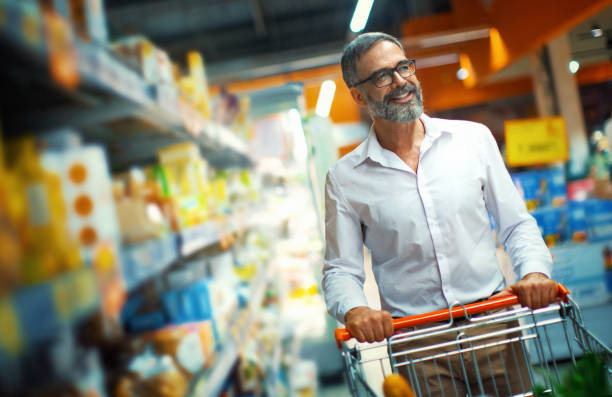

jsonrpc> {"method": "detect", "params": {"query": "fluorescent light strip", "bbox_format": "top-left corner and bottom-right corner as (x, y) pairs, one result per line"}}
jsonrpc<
(416, 53), (460, 68)
(350, 0), (374, 33)
(404, 27), (491, 48)
(315, 80), (336, 118)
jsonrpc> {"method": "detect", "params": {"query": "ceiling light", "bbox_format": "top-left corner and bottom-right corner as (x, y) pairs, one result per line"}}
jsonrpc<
(315, 80), (336, 118)
(456, 68), (469, 80)
(591, 24), (604, 38)
(350, 0), (374, 33)
(568, 60), (580, 74)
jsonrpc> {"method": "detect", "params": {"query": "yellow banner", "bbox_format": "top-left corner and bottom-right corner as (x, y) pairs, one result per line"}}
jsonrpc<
(504, 117), (569, 167)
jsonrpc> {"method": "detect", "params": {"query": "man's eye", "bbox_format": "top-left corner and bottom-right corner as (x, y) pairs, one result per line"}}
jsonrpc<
(397, 64), (411, 73)
(374, 72), (390, 82)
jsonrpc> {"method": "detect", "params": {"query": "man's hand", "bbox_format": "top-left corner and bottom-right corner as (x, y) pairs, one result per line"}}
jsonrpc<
(493, 272), (558, 309)
(345, 306), (394, 343)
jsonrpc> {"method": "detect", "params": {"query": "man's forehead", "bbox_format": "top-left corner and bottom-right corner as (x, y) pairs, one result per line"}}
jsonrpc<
(357, 40), (406, 70)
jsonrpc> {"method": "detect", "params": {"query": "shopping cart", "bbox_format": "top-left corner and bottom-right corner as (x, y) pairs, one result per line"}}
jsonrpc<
(335, 284), (612, 397)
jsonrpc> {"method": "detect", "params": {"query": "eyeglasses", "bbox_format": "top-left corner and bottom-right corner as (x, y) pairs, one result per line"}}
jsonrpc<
(351, 59), (416, 88)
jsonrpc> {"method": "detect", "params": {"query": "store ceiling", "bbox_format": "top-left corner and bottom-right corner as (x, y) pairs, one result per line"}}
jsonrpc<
(104, 0), (451, 84)
(103, 0), (612, 85)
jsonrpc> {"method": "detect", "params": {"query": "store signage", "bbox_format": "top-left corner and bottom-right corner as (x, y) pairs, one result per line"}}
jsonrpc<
(504, 116), (569, 167)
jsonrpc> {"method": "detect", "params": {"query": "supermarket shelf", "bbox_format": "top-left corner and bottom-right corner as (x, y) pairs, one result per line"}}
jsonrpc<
(189, 256), (272, 397)
(122, 207), (265, 291)
(0, 269), (100, 359)
(121, 234), (179, 292)
(0, 2), (252, 170)
(179, 221), (222, 257)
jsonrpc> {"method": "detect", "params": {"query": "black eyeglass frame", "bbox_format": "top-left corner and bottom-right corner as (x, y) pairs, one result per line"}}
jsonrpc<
(350, 59), (417, 88)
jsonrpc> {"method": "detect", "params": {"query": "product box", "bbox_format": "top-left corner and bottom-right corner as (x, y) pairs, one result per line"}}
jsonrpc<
(550, 240), (612, 306)
(583, 199), (612, 242)
(531, 206), (566, 246)
(511, 167), (567, 212)
(539, 168), (567, 207)
(41, 143), (121, 266)
(511, 171), (542, 211)
(47, 0), (109, 44)
(162, 280), (213, 324)
(566, 201), (588, 242)
(126, 311), (165, 333)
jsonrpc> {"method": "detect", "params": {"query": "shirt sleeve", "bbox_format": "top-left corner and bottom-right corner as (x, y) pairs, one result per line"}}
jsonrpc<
(479, 126), (553, 280)
(322, 170), (368, 323)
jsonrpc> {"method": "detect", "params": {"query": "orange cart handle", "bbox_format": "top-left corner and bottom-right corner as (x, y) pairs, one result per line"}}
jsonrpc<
(334, 283), (569, 347)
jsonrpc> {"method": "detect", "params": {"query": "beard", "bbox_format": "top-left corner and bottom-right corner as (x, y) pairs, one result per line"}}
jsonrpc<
(364, 83), (424, 123)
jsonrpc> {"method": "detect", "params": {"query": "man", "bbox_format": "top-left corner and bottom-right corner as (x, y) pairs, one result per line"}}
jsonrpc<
(322, 32), (558, 395)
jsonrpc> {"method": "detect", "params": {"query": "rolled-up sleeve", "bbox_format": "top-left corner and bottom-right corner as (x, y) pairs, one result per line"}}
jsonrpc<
(322, 170), (368, 323)
(480, 127), (553, 279)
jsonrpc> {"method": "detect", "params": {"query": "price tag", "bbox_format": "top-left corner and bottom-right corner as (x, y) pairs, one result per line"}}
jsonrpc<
(504, 116), (569, 167)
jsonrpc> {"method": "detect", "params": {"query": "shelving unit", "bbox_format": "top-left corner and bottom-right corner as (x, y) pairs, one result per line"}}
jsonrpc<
(0, 268), (99, 358)
(189, 257), (273, 397)
(0, 4), (328, 397)
(0, 1), (251, 171)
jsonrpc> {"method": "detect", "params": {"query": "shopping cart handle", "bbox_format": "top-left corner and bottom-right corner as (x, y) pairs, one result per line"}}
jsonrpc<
(334, 283), (569, 347)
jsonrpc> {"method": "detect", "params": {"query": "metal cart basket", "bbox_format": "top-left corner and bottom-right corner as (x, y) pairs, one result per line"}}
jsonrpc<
(334, 285), (612, 397)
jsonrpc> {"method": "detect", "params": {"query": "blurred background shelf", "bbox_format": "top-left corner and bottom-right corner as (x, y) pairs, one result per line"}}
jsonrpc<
(0, 268), (99, 360)
(0, 1), (252, 171)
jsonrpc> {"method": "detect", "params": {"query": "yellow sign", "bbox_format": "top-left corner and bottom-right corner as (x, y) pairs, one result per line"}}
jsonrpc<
(504, 117), (569, 167)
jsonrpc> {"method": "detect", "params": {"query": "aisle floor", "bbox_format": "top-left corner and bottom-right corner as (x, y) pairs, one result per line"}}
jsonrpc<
(318, 380), (352, 397)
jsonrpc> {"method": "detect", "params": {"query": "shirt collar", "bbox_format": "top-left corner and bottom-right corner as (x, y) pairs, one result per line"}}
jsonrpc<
(355, 114), (448, 168)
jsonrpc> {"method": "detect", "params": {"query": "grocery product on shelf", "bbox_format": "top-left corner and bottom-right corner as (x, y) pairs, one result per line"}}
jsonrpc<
(185, 51), (212, 120)
(40, 0), (109, 44)
(157, 142), (211, 230)
(113, 168), (170, 244)
(8, 138), (82, 285)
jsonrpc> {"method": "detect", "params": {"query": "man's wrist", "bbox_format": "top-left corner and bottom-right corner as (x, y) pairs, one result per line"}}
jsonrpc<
(522, 272), (549, 280)
(344, 306), (369, 322)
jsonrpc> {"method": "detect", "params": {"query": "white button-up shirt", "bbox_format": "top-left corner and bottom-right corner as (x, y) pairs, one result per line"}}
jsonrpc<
(323, 114), (552, 323)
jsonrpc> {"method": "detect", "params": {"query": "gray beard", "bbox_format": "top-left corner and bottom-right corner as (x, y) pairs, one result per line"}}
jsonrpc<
(365, 84), (424, 123)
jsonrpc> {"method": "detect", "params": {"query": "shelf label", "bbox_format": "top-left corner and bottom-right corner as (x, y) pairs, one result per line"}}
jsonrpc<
(504, 116), (569, 167)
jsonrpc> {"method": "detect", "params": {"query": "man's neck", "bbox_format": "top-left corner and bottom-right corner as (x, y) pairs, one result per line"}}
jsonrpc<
(372, 116), (425, 156)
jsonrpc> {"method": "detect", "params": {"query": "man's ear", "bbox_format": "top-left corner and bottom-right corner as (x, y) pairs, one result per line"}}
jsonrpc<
(350, 87), (367, 107)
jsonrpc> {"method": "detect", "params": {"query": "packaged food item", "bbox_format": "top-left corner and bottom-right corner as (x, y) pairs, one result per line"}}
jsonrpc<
(0, 136), (22, 294)
(113, 168), (169, 244)
(41, 140), (121, 272)
(531, 206), (566, 247)
(157, 142), (211, 230)
(511, 167), (567, 212)
(40, 0), (108, 43)
(10, 138), (82, 284)
(181, 51), (211, 119)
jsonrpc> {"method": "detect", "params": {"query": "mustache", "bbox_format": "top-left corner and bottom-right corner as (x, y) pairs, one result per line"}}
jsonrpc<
(384, 84), (418, 104)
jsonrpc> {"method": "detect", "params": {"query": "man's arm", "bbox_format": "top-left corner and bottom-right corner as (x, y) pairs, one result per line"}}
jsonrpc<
(322, 171), (393, 342)
(480, 127), (557, 308)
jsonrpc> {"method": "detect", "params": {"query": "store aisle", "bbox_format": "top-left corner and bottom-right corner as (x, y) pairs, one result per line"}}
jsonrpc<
(319, 379), (352, 397)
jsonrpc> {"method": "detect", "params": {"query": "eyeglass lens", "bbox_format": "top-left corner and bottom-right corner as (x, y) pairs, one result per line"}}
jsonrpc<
(374, 61), (415, 87)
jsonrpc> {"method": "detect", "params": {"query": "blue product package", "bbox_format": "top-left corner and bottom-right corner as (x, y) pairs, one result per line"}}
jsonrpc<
(180, 289), (198, 321)
(14, 284), (59, 345)
(540, 168), (567, 207)
(531, 206), (566, 246)
(584, 199), (612, 241)
(567, 201), (589, 242)
(511, 171), (542, 211)
(120, 294), (145, 325)
(162, 289), (184, 323)
(188, 281), (213, 321)
(127, 312), (165, 333)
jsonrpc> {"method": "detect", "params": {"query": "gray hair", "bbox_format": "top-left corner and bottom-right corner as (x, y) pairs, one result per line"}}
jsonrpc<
(341, 32), (404, 88)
